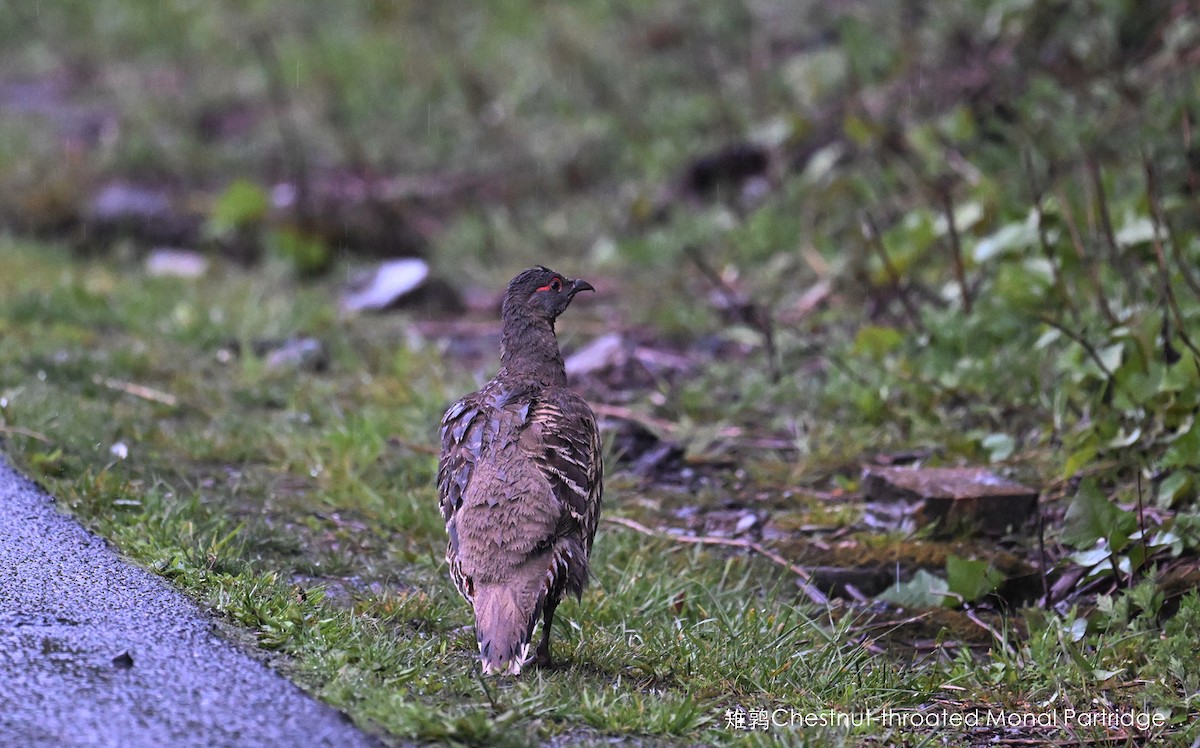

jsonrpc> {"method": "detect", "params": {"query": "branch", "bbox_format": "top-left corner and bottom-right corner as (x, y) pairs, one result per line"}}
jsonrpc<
(603, 515), (829, 606)
(94, 376), (179, 407)
(685, 246), (780, 382)
(1087, 157), (1140, 300)
(938, 188), (972, 314)
(0, 424), (52, 443)
(1143, 155), (1200, 369)
(1144, 153), (1200, 302)
(1035, 316), (1114, 381)
(1054, 182), (1118, 325)
(1022, 148), (1077, 322)
(861, 211), (926, 331)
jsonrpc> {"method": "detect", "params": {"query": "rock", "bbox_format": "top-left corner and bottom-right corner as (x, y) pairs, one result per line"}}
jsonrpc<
(698, 509), (760, 538)
(145, 248), (208, 278)
(605, 417), (684, 477)
(340, 258), (439, 313)
(81, 182), (202, 251)
(683, 142), (770, 199)
(89, 183), (172, 222)
(862, 466), (1038, 536)
(565, 333), (625, 377)
(566, 332), (692, 397)
(263, 338), (329, 372)
(111, 651), (135, 669)
(807, 566), (894, 598)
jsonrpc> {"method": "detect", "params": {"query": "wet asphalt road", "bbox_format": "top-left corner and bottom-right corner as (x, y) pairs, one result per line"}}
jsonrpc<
(0, 455), (383, 748)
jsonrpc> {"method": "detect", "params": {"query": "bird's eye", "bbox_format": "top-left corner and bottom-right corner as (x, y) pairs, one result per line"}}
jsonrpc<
(550, 277), (563, 292)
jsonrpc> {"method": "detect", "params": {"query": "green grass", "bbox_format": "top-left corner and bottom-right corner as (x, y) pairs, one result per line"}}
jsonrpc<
(2, 238), (1195, 745)
(0, 241), (919, 745)
(3, 0), (1200, 744)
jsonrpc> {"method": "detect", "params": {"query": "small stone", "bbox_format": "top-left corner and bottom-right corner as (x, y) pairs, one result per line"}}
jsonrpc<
(340, 259), (429, 313)
(862, 466), (1038, 536)
(111, 651), (134, 669)
(734, 513), (758, 534)
(89, 183), (172, 221)
(565, 333), (625, 377)
(264, 338), (329, 372)
(145, 248), (208, 278)
(701, 509), (759, 538)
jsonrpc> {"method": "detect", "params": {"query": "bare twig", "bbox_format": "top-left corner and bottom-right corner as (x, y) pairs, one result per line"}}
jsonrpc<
(474, 670), (500, 712)
(964, 609), (1017, 659)
(1143, 155), (1200, 371)
(1037, 511), (1050, 608)
(590, 403), (799, 453)
(603, 515), (829, 606)
(938, 188), (972, 314)
(1136, 471), (1147, 578)
(1087, 157), (1140, 300)
(1145, 153), (1200, 301)
(1108, 551), (1124, 591)
(846, 613), (931, 633)
(1184, 109), (1199, 198)
(0, 424), (52, 443)
(822, 349), (878, 391)
(861, 211), (925, 331)
(94, 376), (178, 407)
(589, 403), (685, 439)
(684, 246), (780, 382)
(1022, 149), (1077, 321)
(1035, 315), (1114, 382)
(1054, 182), (1118, 325)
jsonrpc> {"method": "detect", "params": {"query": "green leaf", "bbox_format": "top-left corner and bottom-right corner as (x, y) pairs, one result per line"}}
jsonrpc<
(1070, 547), (1113, 568)
(1162, 424), (1200, 469)
(268, 227), (331, 277)
(1062, 439), (1097, 478)
(1065, 616), (1088, 643)
(1114, 214), (1155, 246)
(876, 569), (950, 609)
(980, 432), (1015, 462)
(209, 179), (270, 235)
(1062, 478), (1136, 551)
(1156, 471), (1192, 508)
(946, 555), (1004, 602)
(853, 325), (903, 358)
(1098, 343), (1125, 375)
(30, 447), (65, 477)
(973, 215), (1037, 262)
(934, 200), (984, 236)
(1107, 427), (1142, 448)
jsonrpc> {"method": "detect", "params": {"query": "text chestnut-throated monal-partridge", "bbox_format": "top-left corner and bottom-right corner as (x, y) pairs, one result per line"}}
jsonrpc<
(437, 267), (603, 675)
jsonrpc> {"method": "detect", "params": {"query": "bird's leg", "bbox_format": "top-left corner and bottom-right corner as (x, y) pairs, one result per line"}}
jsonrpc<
(534, 599), (558, 668)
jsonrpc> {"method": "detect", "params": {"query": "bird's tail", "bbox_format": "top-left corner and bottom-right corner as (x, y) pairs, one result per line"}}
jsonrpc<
(474, 581), (540, 675)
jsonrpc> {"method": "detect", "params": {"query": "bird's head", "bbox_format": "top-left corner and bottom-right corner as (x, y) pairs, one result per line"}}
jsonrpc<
(502, 266), (594, 323)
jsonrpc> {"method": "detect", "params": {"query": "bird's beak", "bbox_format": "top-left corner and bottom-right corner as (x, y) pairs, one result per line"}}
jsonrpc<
(570, 279), (595, 295)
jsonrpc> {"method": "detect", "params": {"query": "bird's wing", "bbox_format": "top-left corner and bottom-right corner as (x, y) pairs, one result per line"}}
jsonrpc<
(437, 392), (492, 526)
(438, 379), (537, 521)
(521, 388), (603, 550)
(439, 391), (505, 603)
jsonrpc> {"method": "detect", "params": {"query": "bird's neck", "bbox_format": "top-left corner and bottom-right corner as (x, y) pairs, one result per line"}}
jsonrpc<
(499, 312), (567, 387)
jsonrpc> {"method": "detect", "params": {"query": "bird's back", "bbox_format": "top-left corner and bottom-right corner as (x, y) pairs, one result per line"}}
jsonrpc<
(436, 265), (602, 675)
(438, 377), (601, 673)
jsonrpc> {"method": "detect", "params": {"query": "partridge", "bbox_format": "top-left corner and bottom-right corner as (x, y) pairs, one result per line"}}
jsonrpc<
(437, 267), (603, 675)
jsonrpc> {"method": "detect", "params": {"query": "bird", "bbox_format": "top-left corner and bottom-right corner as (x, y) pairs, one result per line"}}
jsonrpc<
(437, 266), (603, 675)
